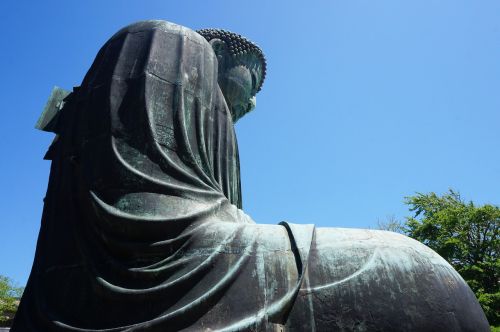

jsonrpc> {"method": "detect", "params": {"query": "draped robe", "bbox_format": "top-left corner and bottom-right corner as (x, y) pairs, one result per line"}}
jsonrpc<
(13, 21), (489, 332)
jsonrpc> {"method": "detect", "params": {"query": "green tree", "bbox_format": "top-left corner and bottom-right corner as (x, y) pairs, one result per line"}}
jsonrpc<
(404, 190), (499, 326)
(0, 275), (23, 327)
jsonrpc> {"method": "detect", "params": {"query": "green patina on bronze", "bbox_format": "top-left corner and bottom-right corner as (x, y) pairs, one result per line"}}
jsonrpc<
(197, 28), (266, 123)
(13, 20), (489, 331)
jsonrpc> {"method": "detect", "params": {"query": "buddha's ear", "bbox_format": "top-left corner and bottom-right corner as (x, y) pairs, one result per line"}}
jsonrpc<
(209, 39), (228, 65)
(209, 38), (226, 55)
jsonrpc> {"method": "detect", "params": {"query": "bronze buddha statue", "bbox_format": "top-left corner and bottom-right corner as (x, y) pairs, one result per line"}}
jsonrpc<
(13, 20), (489, 331)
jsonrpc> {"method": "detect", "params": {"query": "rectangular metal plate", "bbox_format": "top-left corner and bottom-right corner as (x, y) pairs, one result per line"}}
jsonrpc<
(35, 86), (70, 132)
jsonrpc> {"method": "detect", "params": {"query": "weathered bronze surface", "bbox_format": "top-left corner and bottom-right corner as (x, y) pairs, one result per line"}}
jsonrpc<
(13, 20), (489, 331)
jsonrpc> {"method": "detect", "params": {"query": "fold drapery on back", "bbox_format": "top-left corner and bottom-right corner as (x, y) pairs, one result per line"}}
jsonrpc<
(12, 20), (275, 332)
(78, 20), (242, 210)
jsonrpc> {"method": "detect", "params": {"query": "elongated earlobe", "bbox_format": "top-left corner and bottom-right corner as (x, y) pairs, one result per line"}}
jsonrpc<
(209, 39), (226, 60)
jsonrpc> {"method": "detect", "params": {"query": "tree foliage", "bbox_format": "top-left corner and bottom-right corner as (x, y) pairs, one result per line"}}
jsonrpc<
(0, 275), (23, 327)
(404, 190), (499, 326)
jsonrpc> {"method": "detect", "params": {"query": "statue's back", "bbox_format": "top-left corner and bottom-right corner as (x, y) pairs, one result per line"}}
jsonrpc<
(12, 20), (490, 332)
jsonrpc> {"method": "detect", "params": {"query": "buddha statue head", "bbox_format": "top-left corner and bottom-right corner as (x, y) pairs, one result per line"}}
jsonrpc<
(197, 29), (267, 122)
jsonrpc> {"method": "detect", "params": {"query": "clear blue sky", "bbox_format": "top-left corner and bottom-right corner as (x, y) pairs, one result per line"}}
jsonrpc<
(1, 0), (499, 286)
